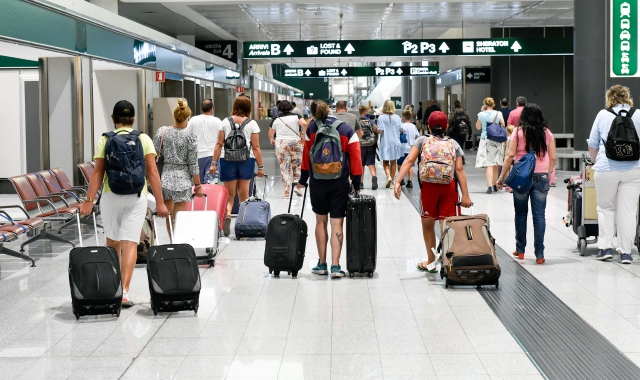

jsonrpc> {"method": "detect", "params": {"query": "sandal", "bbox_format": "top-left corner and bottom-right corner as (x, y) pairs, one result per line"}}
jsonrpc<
(416, 261), (438, 273)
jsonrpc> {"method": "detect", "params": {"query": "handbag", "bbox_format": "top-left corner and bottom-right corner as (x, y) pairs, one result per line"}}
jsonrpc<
(486, 112), (507, 143)
(505, 148), (536, 193)
(400, 131), (408, 144)
(155, 127), (167, 177)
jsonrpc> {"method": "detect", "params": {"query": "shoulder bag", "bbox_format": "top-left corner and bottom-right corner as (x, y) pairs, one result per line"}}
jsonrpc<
(486, 111), (508, 143)
(505, 129), (536, 193)
(155, 126), (167, 177)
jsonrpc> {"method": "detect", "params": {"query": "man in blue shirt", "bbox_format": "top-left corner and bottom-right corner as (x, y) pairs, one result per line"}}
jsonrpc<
(272, 100), (280, 118)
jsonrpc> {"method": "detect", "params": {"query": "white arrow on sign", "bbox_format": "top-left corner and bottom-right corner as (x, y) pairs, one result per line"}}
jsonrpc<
(467, 73), (473, 79)
(341, 69), (348, 75)
(345, 43), (355, 54)
(439, 42), (450, 53)
(396, 68), (403, 74)
(283, 44), (294, 55)
(511, 41), (522, 52)
(305, 70), (312, 76)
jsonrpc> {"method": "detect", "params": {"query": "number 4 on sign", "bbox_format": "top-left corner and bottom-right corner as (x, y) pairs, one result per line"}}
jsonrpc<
(222, 44), (233, 59)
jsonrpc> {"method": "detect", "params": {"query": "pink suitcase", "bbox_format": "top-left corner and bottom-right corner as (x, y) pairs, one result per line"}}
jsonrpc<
(186, 184), (229, 233)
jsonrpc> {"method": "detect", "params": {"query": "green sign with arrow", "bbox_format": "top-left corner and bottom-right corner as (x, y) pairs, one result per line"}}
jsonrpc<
(244, 38), (572, 59)
(611, 0), (638, 77)
(275, 65), (439, 78)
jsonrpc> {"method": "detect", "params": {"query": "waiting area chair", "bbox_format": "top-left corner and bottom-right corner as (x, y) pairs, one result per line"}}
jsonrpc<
(0, 210), (40, 266)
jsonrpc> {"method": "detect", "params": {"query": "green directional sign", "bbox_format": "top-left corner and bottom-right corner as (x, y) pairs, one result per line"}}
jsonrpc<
(611, 0), (638, 77)
(244, 38), (572, 59)
(275, 65), (439, 78)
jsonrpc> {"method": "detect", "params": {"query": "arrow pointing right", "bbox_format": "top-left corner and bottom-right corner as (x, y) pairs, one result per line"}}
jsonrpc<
(511, 41), (522, 53)
(439, 42), (450, 53)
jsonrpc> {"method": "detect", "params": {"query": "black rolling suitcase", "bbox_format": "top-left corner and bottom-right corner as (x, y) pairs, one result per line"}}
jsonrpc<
(69, 213), (122, 319)
(264, 184), (308, 278)
(147, 214), (201, 315)
(346, 194), (377, 277)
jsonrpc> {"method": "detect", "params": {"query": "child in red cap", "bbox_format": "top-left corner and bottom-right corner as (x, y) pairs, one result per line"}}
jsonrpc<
(395, 111), (473, 272)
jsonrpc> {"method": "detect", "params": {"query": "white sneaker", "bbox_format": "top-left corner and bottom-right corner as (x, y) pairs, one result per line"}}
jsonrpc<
(122, 291), (133, 307)
(293, 187), (303, 197)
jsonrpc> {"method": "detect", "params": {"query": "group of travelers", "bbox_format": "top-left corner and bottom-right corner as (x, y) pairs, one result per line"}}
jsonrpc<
(78, 83), (639, 306)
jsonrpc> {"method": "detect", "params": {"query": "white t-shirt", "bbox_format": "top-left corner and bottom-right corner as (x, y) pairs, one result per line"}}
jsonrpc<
(400, 122), (420, 154)
(220, 117), (260, 158)
(271, 113), (302, 140)
(185, 114), (222, 159)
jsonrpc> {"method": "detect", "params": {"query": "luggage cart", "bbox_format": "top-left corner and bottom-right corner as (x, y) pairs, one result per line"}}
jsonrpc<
(563, 153), (598, 256)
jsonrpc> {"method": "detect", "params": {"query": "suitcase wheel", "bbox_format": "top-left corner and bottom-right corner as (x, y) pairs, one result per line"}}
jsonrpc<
(269, 269), (272, 274)
(579, 239), (587, 256)
(115, 309), (121, 317)
(444, 280), (450, 289)
(367, 272), (373, 278)
(495, 281), (499, 289)
(273, 271), (280, 277)
(73, 312), (79, 320)
(349, 272), (354, 278)
(287, 271), (291, 275)
(291, 270), (298, 279)
(194, 305), (199, 314)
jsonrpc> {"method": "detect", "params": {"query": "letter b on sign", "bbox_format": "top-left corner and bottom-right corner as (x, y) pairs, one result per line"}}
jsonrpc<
(271, 44), (281, 56)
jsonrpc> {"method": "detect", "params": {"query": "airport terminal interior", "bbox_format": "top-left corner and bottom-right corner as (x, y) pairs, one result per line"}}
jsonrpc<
(1, 0), (640, 379)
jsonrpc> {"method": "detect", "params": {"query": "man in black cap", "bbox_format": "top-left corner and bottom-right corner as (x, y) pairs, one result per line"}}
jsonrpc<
(80, 100), (167, 307)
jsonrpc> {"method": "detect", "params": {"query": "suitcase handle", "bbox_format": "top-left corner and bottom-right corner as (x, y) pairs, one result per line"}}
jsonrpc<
(152, 211), (173, 245)
(76, 212), (99, 247)
(289, 182), (308, 218)
(190, 193), (208, 211)
(455, 202), (474, 216)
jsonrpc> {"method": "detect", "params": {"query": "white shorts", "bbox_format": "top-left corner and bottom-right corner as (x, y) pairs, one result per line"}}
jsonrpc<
(100, 192), (147, 243)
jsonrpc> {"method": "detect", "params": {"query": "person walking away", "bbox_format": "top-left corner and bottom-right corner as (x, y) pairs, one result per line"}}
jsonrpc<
(499, 97), (512, 125)
(398, 110), (420, 188)
(295, 100), (362, 278)
(507, 96), (527, 128)
(153, 99), (204, 236)
(586, 85), (640, 264)
(80, 100), (168, 307)
(395, 111), (472, 272)
(497, 104), (556, 264)
(376, 100), (404, 188)
(421, 100), (441, 136)
(416, 101), (423, 130)
(291, 101), (304, 118)
(359, 106), (379, 189)
(502, 124), (516, 192)
(272, 100), (280, 119)
(448, 100), (471, 160)
(475, 98), (506, 193)
(303, 103), (311, 119)
(269, 100), (308, 198)
(213, 96), (265, 236)
(334, 101), (363, 138)
(186, 99), (222, 183)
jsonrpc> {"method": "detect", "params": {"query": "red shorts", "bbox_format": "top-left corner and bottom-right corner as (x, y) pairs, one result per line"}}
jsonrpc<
(419, 181), (459, 220)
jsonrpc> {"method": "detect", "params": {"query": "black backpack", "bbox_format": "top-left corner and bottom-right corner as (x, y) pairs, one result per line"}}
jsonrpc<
(103, 130), (146, 196)
(453, 109), (470, 135)
(224, 117), (251, 162)
(604, 108), (640, 161)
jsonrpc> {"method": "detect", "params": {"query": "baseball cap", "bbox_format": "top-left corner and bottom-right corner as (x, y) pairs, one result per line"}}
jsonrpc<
(428, 111), (448, 129)
(112, 100), (135, 118)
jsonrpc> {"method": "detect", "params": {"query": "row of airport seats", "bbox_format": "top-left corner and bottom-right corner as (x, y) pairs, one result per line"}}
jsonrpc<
(0, 163), (99, 266)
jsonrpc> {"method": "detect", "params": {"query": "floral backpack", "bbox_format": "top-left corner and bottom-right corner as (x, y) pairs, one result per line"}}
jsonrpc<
(418, 136), (456, 185)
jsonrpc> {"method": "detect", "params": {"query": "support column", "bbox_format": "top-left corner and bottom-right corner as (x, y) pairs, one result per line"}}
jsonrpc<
(401, 76), (411, 108)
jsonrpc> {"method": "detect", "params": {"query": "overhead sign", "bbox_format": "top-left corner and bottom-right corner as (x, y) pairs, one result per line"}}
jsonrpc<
(275, 65), (439, 78)
(196, 41), (238, 62)
(465, 68), (491, 83)
(611, 0), (638, 76)
(436, 69), (463, 87)
(244, 38), (573, 59)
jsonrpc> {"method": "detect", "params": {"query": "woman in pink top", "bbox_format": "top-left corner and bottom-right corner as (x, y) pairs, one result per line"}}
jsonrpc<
(496, 104), (557, 264)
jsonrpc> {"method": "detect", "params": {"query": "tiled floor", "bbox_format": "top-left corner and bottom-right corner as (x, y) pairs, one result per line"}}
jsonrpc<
(0, 153), (639, 379)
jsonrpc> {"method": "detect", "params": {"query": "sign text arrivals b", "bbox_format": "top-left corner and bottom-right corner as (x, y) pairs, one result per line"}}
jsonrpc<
(244, 38), (573, 59)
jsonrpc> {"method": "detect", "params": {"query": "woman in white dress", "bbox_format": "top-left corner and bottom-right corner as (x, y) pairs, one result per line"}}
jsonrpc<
(475, 97), (506, 194)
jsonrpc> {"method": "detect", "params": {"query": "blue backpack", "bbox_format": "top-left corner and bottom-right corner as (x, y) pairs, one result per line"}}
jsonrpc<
(103, 130), (146, 196)
(310, 119), (344, 180)
(505, 149), (536, 193)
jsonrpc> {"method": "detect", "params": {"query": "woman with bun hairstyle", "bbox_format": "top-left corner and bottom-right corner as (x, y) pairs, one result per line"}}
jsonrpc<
(153, 99), (203, 234)
(475, 97), (506, 193)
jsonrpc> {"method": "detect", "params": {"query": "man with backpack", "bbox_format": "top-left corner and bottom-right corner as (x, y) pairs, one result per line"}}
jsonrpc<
(448, 100), (471, 162)
(359, 105), (378, 189)
(295, 100), (363, 278)
(79, 100), (168, 307)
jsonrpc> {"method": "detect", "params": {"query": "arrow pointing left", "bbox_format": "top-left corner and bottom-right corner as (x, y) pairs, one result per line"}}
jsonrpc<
(511, 41), (522, 53)
(284, 44), (294, 55)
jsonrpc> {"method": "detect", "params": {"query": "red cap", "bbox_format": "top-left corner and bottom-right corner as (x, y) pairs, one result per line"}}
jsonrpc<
(428, 111), (448, 130)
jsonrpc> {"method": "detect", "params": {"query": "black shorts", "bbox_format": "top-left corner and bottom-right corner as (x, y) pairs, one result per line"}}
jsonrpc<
(309, 178), (350, 218)
(361, 145), (376, 166)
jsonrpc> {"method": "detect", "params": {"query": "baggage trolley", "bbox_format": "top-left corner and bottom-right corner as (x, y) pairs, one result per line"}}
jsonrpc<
(563, 153), (598, 256)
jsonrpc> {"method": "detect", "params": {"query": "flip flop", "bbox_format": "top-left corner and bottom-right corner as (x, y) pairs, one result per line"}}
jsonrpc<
(416, 261), (438, 273)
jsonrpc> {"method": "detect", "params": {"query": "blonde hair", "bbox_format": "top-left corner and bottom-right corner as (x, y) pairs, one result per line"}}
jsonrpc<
(313, 100), (331, 120)
(381, 100), (395, 114)
(358, 105), (369, 115)
(402, 110), (412, 120)
(506, 124), (515, 135)
(606, 85), (634, 108)
(483, 97), (495, 108)
(173, 98), (192, 123)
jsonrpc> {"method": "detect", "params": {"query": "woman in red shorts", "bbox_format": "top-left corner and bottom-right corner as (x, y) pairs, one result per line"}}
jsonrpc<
(394, 111), (473, 272)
